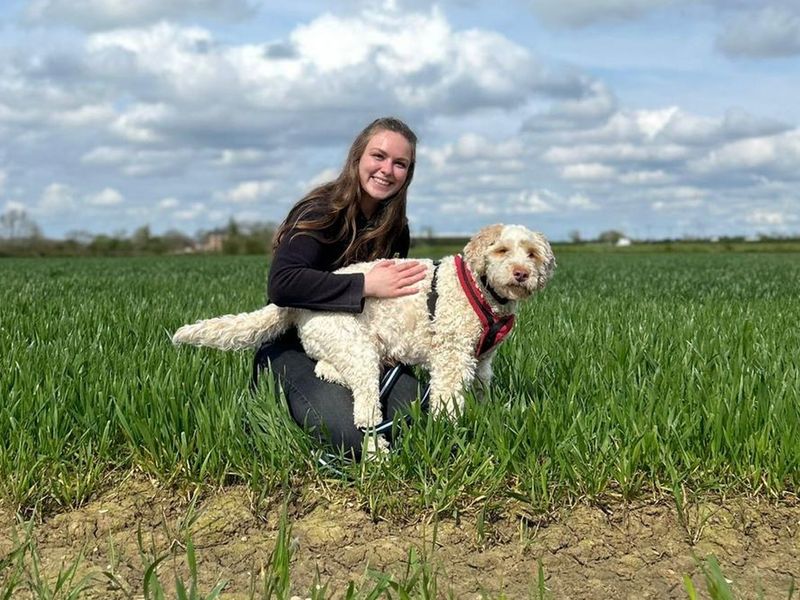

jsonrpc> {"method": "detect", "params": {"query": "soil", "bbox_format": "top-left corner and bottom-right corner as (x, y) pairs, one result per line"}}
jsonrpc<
(1, 478), (798, 599)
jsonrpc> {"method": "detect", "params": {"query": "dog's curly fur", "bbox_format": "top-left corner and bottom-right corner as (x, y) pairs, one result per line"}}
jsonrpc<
(173, 224), (555, 432)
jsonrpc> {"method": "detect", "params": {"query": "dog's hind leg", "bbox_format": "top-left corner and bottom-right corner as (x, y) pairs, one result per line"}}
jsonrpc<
(314, 360), (347, 386)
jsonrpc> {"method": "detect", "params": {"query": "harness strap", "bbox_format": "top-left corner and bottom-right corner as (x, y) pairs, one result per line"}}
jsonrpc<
(455, 254), (515, 357)
(456, 254), (493, 323)
(478, 313), (514, 356)
(427, 260), (441, 320)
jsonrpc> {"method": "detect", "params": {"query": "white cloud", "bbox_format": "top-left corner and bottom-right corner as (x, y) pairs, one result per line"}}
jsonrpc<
(649, 186), (706, 211)
(52, 104), (116, 127)
(562, 163), (617, 180)
(26, 0), (256, 30)
(85, 187), (124, 206)
(81, 145), (190, 176)
(4, 200), (27, 213)
(527, 0), (682, 27)
(659, 108), (789, 145)
(303, 168), (339, 191)
(543, 142), (688, 164)
(215, 148), (268, 166)
(218, 180), (276, 204)
(423, 134), (525, 171)
(39, 183), (76, 214)
(565, 193), (599, 209)
(717, 5), (800, 58)
(0, 169), (6, 195)
(619, 170), (670, 184)
(745, 209), (796, 226)
(78, 11), (594, 147)
(690, 130), (800, 174)
(635, 107), (680, 139)
(651, 198), (703, 212)
(174, 202), (207, 220)
(439, 188), (583, 216)
(109, 103), (169, 144)
(531, 81), (618, 130)
(440, 197), (498, 215)
(81, 146), (128, 165)
(510, 190), (557, 213)
(158, 197), (179, 209)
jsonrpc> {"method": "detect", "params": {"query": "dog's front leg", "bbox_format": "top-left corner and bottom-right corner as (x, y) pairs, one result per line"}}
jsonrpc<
(428, 340), (477, 420)
(472, 350), (495, 402)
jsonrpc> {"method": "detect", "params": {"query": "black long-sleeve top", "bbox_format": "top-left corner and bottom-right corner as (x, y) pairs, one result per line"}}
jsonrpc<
(267, 212), (410, 313)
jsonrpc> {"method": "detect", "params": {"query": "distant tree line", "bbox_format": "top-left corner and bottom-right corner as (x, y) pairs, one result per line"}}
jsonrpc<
(0, 209), (276, 258)
(2, 208), (799, 257)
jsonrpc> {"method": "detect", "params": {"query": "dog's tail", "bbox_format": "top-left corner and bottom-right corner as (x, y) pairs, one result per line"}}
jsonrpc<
(172, 304), (291, 351)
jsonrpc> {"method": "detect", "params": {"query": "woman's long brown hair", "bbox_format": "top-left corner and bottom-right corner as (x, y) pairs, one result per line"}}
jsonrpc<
(272, 117), (417, 267)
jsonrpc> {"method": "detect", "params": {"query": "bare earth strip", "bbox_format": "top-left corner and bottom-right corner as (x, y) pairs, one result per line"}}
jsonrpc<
(1, 479), (798, 598)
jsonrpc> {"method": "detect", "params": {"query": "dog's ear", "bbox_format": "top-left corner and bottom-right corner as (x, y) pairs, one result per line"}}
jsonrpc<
(463, 224), (503, 275)
(537, 235), (557, 287)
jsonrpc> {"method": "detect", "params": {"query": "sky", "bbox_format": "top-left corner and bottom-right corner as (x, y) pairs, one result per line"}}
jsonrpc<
(1, 0), (799, 241)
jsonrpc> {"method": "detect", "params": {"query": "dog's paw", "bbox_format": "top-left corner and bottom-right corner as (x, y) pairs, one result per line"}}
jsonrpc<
(431, 393), (464, 421)
(353, 399), (382, 430)
(314, 361), (346, 385)
(471, 381), (489, 402)
(363, 434), (390, 459)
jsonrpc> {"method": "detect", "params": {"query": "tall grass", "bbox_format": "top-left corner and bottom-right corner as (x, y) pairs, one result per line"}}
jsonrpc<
(1, 253), (799, 516)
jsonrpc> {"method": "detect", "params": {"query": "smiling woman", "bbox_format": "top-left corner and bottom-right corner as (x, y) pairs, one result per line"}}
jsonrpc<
(252, 116), (427, 460)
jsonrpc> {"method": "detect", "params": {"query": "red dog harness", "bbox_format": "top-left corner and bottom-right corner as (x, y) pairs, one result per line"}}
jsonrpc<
(454, 254), (515, 357)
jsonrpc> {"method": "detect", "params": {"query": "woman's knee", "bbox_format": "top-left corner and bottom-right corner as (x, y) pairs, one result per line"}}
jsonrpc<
(274, 368), (364, 459)
(385, 366), (424, 418)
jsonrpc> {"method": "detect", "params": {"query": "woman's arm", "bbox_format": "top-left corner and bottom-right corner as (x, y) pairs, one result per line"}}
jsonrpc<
(268, 223), (423, 310)
(268, 232), (366, 313)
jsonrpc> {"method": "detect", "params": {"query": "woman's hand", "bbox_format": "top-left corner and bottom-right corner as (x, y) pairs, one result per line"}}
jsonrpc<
(363, 260), (427, 298)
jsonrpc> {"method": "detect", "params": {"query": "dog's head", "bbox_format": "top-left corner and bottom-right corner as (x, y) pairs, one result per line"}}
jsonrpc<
(463, 224), (555, 301)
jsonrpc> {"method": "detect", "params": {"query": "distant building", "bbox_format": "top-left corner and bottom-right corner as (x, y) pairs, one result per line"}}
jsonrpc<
(616, 237), (632, 247)
(201, 232), (226, 252)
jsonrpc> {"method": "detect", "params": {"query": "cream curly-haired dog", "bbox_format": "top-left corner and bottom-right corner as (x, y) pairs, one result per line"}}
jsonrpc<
(173, 224), (554, 431)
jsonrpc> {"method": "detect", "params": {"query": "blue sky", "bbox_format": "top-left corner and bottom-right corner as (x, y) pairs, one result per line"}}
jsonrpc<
(1, 0), (799, 241)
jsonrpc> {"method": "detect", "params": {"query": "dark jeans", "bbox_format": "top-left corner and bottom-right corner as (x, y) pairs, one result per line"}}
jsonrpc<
(251, 329), (423, 460)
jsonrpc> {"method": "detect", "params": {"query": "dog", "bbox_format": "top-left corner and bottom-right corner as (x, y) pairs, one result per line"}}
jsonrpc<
(173, 224), (555, 434)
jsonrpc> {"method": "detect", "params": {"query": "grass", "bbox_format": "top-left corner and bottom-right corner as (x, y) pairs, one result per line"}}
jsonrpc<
(1, 252), (799, 517)
(1, 251), (799, 596)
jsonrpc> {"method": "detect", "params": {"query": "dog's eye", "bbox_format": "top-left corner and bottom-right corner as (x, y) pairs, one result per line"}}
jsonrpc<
(494, 247), (508, 255)
(527, 250), (538, 259)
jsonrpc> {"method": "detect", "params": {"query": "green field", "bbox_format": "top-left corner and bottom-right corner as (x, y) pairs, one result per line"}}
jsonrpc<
(1, 252), (799, 596)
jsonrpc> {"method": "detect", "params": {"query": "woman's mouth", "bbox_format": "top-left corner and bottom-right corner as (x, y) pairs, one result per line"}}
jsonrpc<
(371, 176), (393, 188)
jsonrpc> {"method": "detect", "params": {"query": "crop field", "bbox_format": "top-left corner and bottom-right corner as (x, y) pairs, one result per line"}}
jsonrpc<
(1, 251), (799, 598)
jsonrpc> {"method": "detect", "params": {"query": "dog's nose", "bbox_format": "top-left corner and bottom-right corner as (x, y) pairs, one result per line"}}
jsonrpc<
(513, 268), (529, 283)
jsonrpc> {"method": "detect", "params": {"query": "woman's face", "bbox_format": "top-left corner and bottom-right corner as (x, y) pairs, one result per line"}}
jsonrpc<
(358, 130), (413, 206)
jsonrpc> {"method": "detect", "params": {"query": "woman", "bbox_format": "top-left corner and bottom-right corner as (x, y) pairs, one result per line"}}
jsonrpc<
(252, 117), (427, 460)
